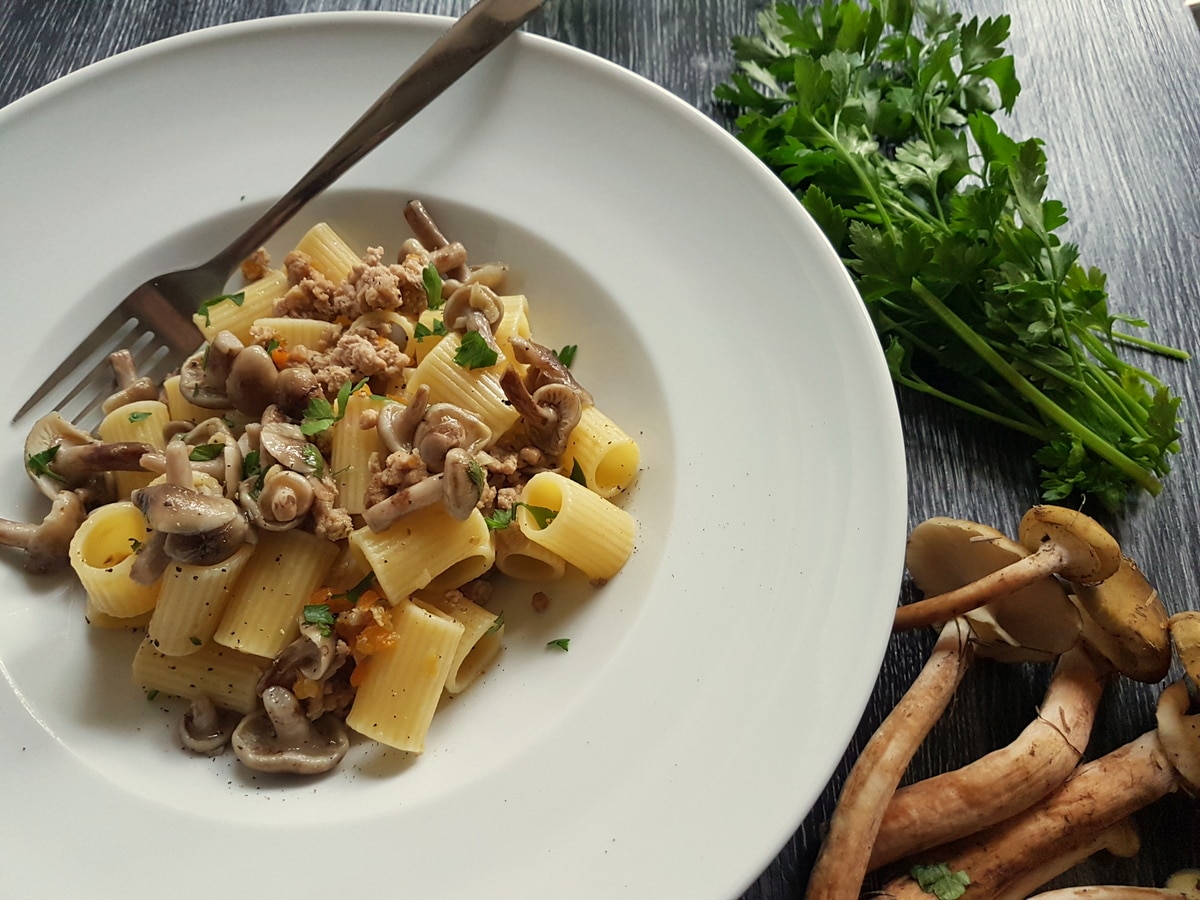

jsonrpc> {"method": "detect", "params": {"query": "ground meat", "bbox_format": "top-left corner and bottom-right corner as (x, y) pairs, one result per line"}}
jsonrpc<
(308, 330), (409, 397)
(365, 448), (429, 507)
(240, 247), (271, 282)
(275, 251), (344, 321)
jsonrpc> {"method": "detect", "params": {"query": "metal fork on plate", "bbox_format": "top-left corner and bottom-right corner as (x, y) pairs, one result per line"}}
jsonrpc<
(13, 0), (546, 427)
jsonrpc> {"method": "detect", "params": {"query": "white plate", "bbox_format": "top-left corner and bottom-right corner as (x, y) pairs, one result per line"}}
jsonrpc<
(0, 12), (905, 898)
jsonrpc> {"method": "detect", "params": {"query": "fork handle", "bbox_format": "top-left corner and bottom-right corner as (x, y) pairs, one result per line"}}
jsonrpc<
(209, 0), (546, 272)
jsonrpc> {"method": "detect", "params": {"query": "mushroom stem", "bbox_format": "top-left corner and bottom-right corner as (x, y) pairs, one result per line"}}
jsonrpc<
(804, 619), (973, 900)
(0, 490), (88, 574)
(878, 722), (1188, 900)
(991, 817), (1142, 900)
(869, 645), (1109, 870)
(894, 543), (1066, 631)
(1028, 890), (1190, 900)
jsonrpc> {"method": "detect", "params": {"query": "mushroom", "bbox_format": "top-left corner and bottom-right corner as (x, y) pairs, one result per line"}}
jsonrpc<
(259, 622), (344, 693)
(0, 489), (88, 574)
(101, 349), (159, 414)
(24, 412), (151, 498)
(231, 685), (349, 774)
(378, 385), (429, 453)
(178, 694), (237, 756)
(894, 506), (1122, 632)
(499, 368), (584, 460)
(413, 403), (492, 472)
(878, 681), (1200, 900)
(1071, 556), (1171, 684)
(131, 482), (251, 567)
(225, 344), (279, 417)
(1169, 611), (1200, 688)
(363, 448), (481, 531)
(508, 335), (594, 407)
(178, 333), (242, 409)
(804, 619), (973, 900)
(404, 198), (469, 281)
(240, 465), (315, 531)
(258, 421), (323, 476)
(274, 365), (323, 419)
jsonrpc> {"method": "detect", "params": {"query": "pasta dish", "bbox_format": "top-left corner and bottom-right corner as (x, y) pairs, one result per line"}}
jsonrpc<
(11, 202), (639, 775)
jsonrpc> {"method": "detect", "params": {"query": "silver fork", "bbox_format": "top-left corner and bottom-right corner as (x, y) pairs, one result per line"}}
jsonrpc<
(13, 0), (546, 427)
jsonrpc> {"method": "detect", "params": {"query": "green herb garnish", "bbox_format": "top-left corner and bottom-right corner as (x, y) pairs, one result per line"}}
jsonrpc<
(568, 458), (587, 487)
(302, 378), (365, 435)
(716, 0), (1186, 509)
(555, 344), (578, 368)
(484, 611), (506, 636)
(128, 411), (152, 423)
(299, 443), (325, 477)
(303, 603), (337, 637)
(188, 443), (223, 462)
(453, 331), (500, 370)
(414, 319), (448, 342)
(547, 638), (570, 651)
(25, 445), (63, 482)
(422, 265), (445, 310)
(910, 863), (970, 900)
(196, 291), (245, 327)
(483, 502), (558, 531)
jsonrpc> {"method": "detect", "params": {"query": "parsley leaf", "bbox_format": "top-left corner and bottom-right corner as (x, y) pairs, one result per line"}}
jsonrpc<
(414, 318), (447, 342)
(423, 265), (445, 310)
(26, 445), (63, 482)
(128, 411), (152, 423)
(483, 502), (558, 532)
(196, 291), (245, 327)
(485, 611), (506, 636)
(333, 571), (377, 604)
(301, 378), (365, 436)
(568, 458), (587, 487)
(188, 443), (224, 462)
(554, 344), (578, 368)
(303, 603), (337, 637)
(547, 638), (570, 651)
(910, 863), (970, 900)
(453, 331), (499, 370)
(717, 0), (1187, 509)
(300, 444), (325, 477)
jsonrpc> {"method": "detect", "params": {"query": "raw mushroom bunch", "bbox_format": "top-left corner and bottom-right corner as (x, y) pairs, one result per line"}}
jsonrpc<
(805, 504), (1198, 900)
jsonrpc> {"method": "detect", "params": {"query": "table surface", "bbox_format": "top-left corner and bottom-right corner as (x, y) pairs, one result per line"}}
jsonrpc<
(3, 0), (1199, 896)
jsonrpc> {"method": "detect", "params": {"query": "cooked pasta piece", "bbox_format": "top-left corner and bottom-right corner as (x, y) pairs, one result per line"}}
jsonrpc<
(345, 598), (464, 752)
(293, 222), (361, 284)
(250, 315), (340, 353)
(562, 405), (641, 499)
(69, 501), (159, 618)
(493, 525), (567, 581)
(350, 505), (495, 602)
(193, 268), (289, 344)
(414, 589), (504, 694)
(517, 471), (636, 581)
(493, 294), (531, 369)
(148, 543), (256, 656)
(97, 400), (170, 499)
(162, 374), (223, 423)
(132, 636), (269, 715)
(410, 308), (446, 364)
(331, 388), (387, 515)
(214, 529), (339, 659)
(406, 332), (520, 440)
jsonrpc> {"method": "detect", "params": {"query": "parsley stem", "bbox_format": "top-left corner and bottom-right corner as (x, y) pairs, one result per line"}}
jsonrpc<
(911, 278), (1162, 496)
(1107, 329), (1191, 363)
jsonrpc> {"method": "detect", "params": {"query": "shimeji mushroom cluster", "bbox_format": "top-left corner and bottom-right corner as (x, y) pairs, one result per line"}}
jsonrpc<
(805, 505), (1200, 900)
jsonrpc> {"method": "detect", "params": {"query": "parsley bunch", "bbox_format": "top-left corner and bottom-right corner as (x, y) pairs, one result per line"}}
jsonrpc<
(716, 0), (1186, 509)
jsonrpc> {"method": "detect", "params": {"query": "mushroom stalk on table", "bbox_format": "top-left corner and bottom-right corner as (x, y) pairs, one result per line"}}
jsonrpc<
(803, 618), (973, 900)
(879, 682), (1200, 900)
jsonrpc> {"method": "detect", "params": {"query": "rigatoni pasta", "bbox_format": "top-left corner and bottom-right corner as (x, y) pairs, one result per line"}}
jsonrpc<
(16, 203), (640, 778)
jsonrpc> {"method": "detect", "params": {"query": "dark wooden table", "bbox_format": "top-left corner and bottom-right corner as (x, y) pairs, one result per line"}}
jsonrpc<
(3, 0), (1199, 896)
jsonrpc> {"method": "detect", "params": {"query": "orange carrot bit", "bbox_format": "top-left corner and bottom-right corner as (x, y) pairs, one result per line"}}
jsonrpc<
(270, 340), (290, 369)
(349, 659), (370, 688)
(355, 623), (398, 659)
(355, 588), (384, 609)
(292, 677), (320, 700)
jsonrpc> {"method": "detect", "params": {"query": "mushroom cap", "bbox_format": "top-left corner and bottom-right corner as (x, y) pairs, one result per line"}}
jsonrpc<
(232, 685), (349, 774)
(259, 422), (322, 475)
(905, 516), (1081, 662)
(179, 694), (236, 756)
(0, 489), (89, 574)
(528, 383), (583, 459)
(442, 448), (482, 521)
(1071, 556), (1171, 684)
(1017, 505), (1121, 585)
(1155, 681), (1200, 797)
(241, 466), (314, 531)
(163, 515), (252, 566)
(23, 412), (99, 498)
(414, 403), (492, 471)
(132, 483), (241, 534)
(1169, 611), (1200, 692)
(226, 344), (279, 417)
(378, 386), (429, 454)
(1165, 870), (1200, 897)
(178, 344), (232, 410)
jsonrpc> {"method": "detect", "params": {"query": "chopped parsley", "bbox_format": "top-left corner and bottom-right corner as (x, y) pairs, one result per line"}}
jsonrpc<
(555, 344), (578, 368)
(303, 603), (337, 637)
(196, 291), (245, 327)
(188, 443), (224, 462)
(454, 331), (499, 370)
(568, 458), (587, 487)
(414, 318), (448, 342)
(422, 265), (445, 310)
(333, 571), (377, 604)
(302, 378), (365, 436)
(300, 443), (325, 477)
(547, 638), (570, 651)
(467, 459), (487, 494)
(189, 636), (202, 646)
(127, 410), (152, 423)
(483, 502), (558, 531)
(241, 449), (265, 498)
(484, 611), (506, 636)
(25, 445), (63, 482)
(910, 863), (970, 900)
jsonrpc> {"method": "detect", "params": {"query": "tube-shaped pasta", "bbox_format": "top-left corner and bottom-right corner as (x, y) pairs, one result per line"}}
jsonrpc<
(493, 294), (531, 368)
(249, 315), (340, 352)
(561, 405), (640, 499)
(517, 471), (635, 581)
(345, 599), (464, 752)
(85, 598), (152, 630)
(213, 529), (339, 659)
(69, 501), (159, 618)
(132, 636), (268, 714)
(98, 399), (170, 499)
(349, 505), (494, 602)
(293, 222), (361, 284)
(410, 309), (446, 364)
(163, 374), (224, 423)
(148, 543), (256, 656)
(413, 590), (504, 694)
(406, 333), (519, 441)
(492, 524), (566, 581)
(332, 388), (387, 515)
(193, 268), (289, 344)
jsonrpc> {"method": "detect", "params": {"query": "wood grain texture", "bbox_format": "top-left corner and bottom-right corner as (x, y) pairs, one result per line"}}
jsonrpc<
(3, 0), (1200, 896)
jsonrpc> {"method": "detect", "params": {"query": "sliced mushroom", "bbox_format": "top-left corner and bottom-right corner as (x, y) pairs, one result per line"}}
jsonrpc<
(179, 694), (237, 756)
(101, 349), (159, 414)
(231, 685), (349, 774)
(0, 490), (88, 574)
(259, 622), (343, 692)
